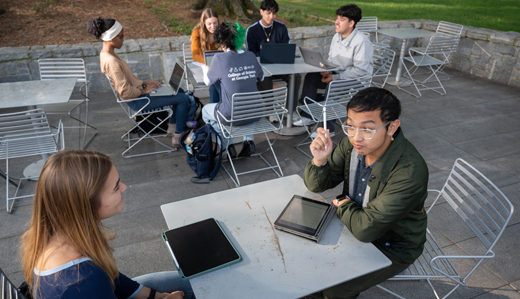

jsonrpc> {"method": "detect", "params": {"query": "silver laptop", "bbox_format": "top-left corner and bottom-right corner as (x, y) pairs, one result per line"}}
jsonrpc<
(150, 62), (184, 97)
(204, 50), (224, 66)
(299, 47), (341, 70)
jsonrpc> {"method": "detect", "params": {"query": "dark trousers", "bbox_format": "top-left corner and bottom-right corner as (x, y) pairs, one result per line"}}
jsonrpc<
(257, 73), (301, 107)
(322, 249), (410, 299)
(300, 72), (335, 132)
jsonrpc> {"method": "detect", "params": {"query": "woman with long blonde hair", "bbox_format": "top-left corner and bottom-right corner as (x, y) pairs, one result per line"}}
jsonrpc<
(191, 8), (221, 103)
(21, 150), (193, 299)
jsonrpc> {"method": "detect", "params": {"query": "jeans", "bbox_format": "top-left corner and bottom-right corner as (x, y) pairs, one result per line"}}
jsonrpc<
(133, 271), (195, 299)
(202, 103), (254, 148)
(126, 89), (189, 133)
(300, 72), (335, 132)
(209, 81), (221, 104)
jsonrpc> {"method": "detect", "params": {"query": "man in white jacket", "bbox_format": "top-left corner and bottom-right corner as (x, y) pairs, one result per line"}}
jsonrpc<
(294, 4), (373, 136)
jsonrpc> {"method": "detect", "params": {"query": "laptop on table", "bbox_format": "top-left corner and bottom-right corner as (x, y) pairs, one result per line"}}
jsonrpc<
(150, 62), (185, 97)
(299, 47), (342, 70)
(260, 43), (296, 64)
(204, 50), (224, 66)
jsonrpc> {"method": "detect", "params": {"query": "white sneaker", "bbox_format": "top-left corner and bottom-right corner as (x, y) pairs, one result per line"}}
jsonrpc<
(293, 117), (315, 127)
(311, 131), (335, 139)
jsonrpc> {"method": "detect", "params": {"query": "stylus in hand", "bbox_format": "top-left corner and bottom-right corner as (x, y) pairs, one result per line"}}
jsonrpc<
(323, 107), (328, 151)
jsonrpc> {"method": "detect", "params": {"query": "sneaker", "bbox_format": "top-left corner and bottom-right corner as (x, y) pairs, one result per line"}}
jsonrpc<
(238, 140), (256, 157)
(311, 131), (335, 139)
(293, 117), (315, 127)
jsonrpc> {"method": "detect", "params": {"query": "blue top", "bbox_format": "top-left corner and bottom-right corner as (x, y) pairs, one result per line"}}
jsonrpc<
(246, 20), (290, 56)
(33, 257), (142, 299)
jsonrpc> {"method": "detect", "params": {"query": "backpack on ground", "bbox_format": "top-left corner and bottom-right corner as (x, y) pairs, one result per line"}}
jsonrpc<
(180, 124), (224, 184)
(186, 92), (204, 126)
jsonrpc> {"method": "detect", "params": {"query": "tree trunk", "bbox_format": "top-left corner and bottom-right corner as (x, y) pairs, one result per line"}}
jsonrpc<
(191, 0), (260, 22)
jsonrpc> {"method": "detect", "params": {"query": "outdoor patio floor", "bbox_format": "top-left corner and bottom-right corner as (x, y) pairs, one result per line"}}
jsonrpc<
(1, 66), (519, 298)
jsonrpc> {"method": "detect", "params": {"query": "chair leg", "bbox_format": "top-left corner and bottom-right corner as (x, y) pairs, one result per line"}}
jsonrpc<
(293, 110), (319, 158)
(397, 61), (422, 98)
(222, 131), (284, 187)
(68, 100), (98, 150)
(120, 114), (177, 158)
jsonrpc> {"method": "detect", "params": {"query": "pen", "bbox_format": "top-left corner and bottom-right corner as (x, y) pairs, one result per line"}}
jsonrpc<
(323, 107), (328, 151)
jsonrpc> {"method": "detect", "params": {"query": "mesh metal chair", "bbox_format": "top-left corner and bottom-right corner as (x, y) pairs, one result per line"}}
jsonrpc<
(357, 16), (390, 48)
(398, 35), (460, 97)
(38, 58), (97, 149)
(378, 158), (514, 299)
(216, 87), (288, 187)
(182, 43), (208, 95)
(411, 21), (463, 81)
(1, 268), (28, 299)
(294, 76), (372, 158)
(105, 75), (176, 158)
(0, 109), (64, 213)
(371, 45), (396, 88)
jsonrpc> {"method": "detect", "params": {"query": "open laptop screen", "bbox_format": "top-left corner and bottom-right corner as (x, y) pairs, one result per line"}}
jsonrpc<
(168, 63), (184, 93)
(204, 50), (224, 66)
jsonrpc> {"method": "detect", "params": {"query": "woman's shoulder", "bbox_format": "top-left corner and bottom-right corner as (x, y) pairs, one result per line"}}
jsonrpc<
(35, 259), (114, 299)
(191, 27), (202, 37)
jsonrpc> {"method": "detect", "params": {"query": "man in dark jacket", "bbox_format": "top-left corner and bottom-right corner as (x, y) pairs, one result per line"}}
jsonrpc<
(304, 87), (428, 299)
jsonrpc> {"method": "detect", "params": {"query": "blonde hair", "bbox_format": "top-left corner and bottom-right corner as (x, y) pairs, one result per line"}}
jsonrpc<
(193, 8), (219, 52)
(21, 150), (118, 292)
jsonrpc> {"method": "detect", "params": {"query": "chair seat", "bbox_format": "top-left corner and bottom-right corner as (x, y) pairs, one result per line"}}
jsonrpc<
(221, 117), (278, 139)
(38, 99), (84, 113)
(404, 55), (446, 66)
(392, 230), (459, 280)
(373, 42), (390, 48)
(298, 101), (347, 122)
(0, 133), (60, 160)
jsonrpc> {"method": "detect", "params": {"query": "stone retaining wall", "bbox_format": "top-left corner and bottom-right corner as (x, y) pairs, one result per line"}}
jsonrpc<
(0, 20), (519, 92)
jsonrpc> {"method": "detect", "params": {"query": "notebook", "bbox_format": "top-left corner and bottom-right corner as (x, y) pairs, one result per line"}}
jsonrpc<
(204, 50), (224, 66)
(162, 218), (242, 280)
(150, 62), (184, 97)
(299, 47), (341, 70)
(260, 43), (296, 64)
(274, 195), (336, 242)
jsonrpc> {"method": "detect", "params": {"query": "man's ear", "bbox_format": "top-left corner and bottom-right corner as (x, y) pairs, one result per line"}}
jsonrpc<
(388, 119), (401, 136)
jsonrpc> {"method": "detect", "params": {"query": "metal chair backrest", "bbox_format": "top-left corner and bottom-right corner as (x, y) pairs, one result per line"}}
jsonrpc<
(357, 16), (378, 33)
(324, 75), (372, 106)
(431, 159), (514, 252)
(105, 74), (121, 101)
(372, 46), (396, 79)
(183, 42), (194, 64)
(437, 21), (463, 36)
(1, 268), (27, 299)
(229, 87), (287, 123)
(0, 109), (59, 160)
(38, 58), (87, 84)
(424, 35), (460, 57)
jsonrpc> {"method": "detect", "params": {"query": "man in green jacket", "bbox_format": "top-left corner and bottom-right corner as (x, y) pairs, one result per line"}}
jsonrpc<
(304, 87), (428, 299)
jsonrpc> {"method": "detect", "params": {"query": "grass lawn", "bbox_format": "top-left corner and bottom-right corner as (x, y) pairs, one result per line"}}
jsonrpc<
(272, 0), (520, 33)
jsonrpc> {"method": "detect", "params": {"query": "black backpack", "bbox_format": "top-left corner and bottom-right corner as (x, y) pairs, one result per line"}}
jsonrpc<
(180, 124), (224, 184)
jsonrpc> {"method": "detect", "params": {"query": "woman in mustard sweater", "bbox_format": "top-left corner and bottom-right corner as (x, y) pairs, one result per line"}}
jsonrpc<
(190, 8), (221, 103)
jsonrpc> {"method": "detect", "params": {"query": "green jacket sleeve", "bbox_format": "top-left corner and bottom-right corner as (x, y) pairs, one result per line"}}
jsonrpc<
(337, 159), (428, 243)
(303, 137), (350, 193)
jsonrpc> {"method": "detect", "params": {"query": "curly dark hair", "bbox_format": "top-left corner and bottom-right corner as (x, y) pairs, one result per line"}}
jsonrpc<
(347, 87), (401, 124)
(86, 17), (116, 39)
(214, 22), (237, 51)
(336, 4), (362, 27)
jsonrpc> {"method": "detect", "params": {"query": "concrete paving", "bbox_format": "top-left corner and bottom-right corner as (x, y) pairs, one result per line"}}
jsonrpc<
(1, 66), (519, 298)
